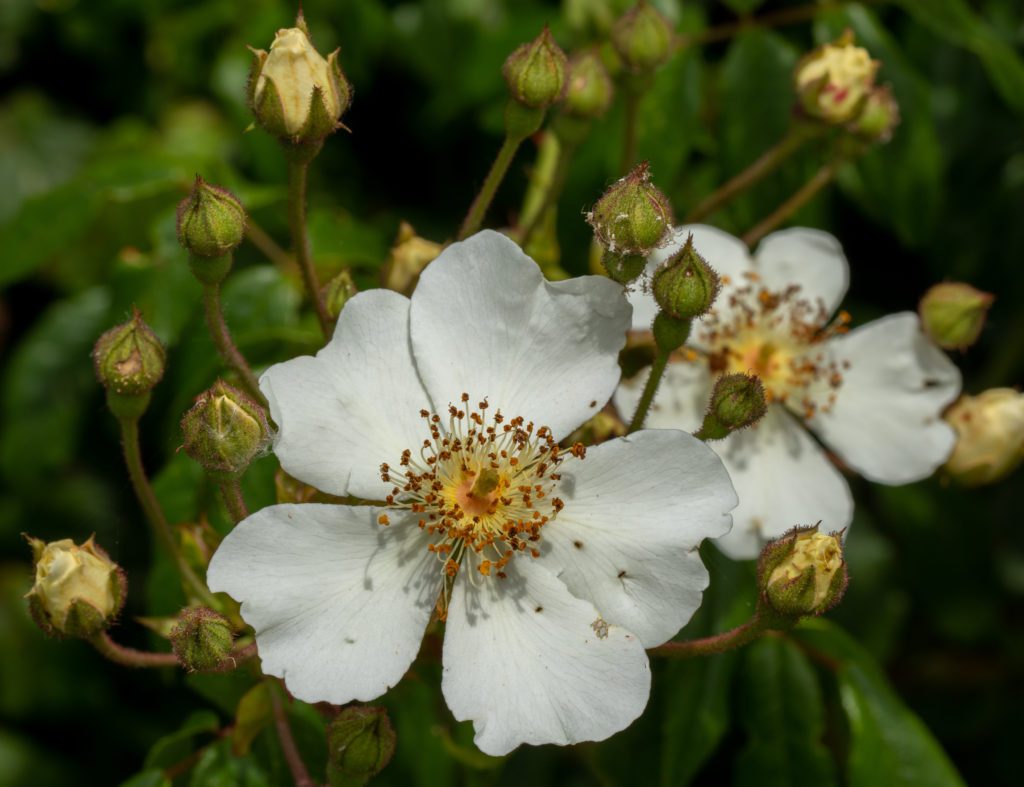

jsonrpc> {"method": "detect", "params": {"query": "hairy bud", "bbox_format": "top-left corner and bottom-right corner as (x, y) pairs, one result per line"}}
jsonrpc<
(249, 17), (352, 144)
(758, 525), (848, 617)
(944, 389), (1024, 487)
(327, 706), (397, 786)
(181, 381), (271, 478)
(611, 1), (674, 74)
(25, 536), (125, 638)
(919, 282), (993, 351)
(651, 234), (721, 320)
(502, 26), (568, 110)
(322, 269), (358, 320)
(695, 373), (768, 440)
(849, 84), (900, 143)
(588, 162), (673, 258)
(176, 176), (246, 265)
(381, 222), (444, 295)
(795, 30), (878, 125)
(170, 607), (235, 672)
(93, 308), (166, 397)
(563, 49), (614, 120)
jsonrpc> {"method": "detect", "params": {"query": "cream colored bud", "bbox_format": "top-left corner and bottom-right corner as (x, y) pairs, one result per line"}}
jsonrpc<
(764, 529), (845, 616)
(254, 27), (348, 137)
(27, 537), (124, 636)
(381, 222), (444, 295)
(945, 389), (1024, 487)
(795, 32), (878, 124)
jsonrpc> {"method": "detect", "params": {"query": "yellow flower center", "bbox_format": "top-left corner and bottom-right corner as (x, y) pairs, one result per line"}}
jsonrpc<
(703, 273), (851, 419)
(380, 394), (584, 619)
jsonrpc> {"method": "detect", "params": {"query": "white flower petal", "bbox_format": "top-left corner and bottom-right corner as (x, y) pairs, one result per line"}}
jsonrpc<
(612, 359), (712, 433)
(714, 406), (854, 560)
(207, 504), (439, 704)
(540, 430), (736, 647)
(629, 224), (753, 331)
(411, 230), (630, 440)
(259, 289), (430, 499)
(809, 312), (962, 484)
(441, 557), (650, 756)
(752, 228), (850, 318)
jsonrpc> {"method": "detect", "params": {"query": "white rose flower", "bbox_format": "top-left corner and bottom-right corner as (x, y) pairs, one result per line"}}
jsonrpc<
(207, 231), (737, 755)
(617, 225), (961, 560)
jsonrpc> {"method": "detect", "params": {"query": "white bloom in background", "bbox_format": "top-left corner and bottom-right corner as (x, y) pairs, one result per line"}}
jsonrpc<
(617, 225), (961, 560)
(207, 231), (737, 756)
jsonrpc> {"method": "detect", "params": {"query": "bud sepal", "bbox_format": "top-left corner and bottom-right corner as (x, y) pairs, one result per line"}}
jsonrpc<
(696, 373), (768, 440)
(327, 706), (397, 785)
(588, 162), (673, 258)
(651, 233), (721, 320)
(502, 26), (568, 110)
(93, 309), (166, 399)
(169, 606), (235, 672)
(758, 525), (848, 618)
(919, 282), (994, 351)
(181, 381), (271, 478)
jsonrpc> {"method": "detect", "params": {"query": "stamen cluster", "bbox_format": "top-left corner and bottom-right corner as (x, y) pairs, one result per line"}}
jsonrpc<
(700, 272), (851, 419)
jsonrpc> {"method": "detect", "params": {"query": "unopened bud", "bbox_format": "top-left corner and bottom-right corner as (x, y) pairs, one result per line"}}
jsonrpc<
(502, 26), (568, 110)
(611, 1), (674, 74)
(696, 373), (767, 440)
(588, 162), (673, 258)
(849, 84), (900, 143)
(944, 389), (1024, 487)
(322, 269), (357, 320)
(327, 706), (396, 786)
(919, 282), (993, 351)
(563, 49), (614, 120)
(381, 222), (444, 294)
(651, 233), (720, 320)
(93, 308), (166, 397)
(25, 536), (125, 638)
(181, 381), (271, 478)
(249, 18), (352, 143)
(758, 525), (847, 617)
(170, 607), (234, 672)
(176, 176), (246, 266)
(795, 30), (878, 125)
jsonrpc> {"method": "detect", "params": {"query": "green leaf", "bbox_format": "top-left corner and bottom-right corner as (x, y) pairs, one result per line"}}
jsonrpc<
(0, 287), (111, 487)
(734, 637), (838, 787)
(895, 0), (1024, 113)
(143, 710), (220, 770)
(0, 182), (104, 286)
(190, 738), (271, 787)
(792, 619), (966, 787)
(231, 683), (273, 757)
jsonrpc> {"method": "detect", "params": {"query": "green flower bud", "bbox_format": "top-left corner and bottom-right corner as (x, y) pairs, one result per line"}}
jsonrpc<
(849, 84), (900, 143)
(327, 706), (396, 786)
(919, 282), (994, 351)
(502, 26), (568, 110)
(92, 308), (166, 396)
(944, 389), (1024, 487)
(169, 607), (235, 672)
(381, 222), (444, 295)
(249, 18), (352, 144)
(696, 373), (767, 441)
(651, 234), (721, 320)
(323, 269), (358, 321)
(611, 1), (675, 74)
(795, 30), (878, 125)
(181, 381), (271, 478)
(563, 49), (614, 119)
(25, 535), (126, 638)
(587, 161), (673, 257)
(176, 176), (246, 269)
(758, 525), (848, 617)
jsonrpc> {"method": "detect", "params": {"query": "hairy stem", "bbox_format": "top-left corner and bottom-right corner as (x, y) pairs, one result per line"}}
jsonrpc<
(118, 418), (218, 608)
(245, 218), (296, 274)
(287, 159), (333, 339)
(459, 134), (523, 240)
(627, 349), (670, 434)
(270, 683), (316, 787)
(741, 158), (842, 247)
(219, 478), (250, 526)
(685, 127), (815, 223)
(202, 282), (265, 405)
(649, 613), (774, 658)
(91, 631), (179, 668)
